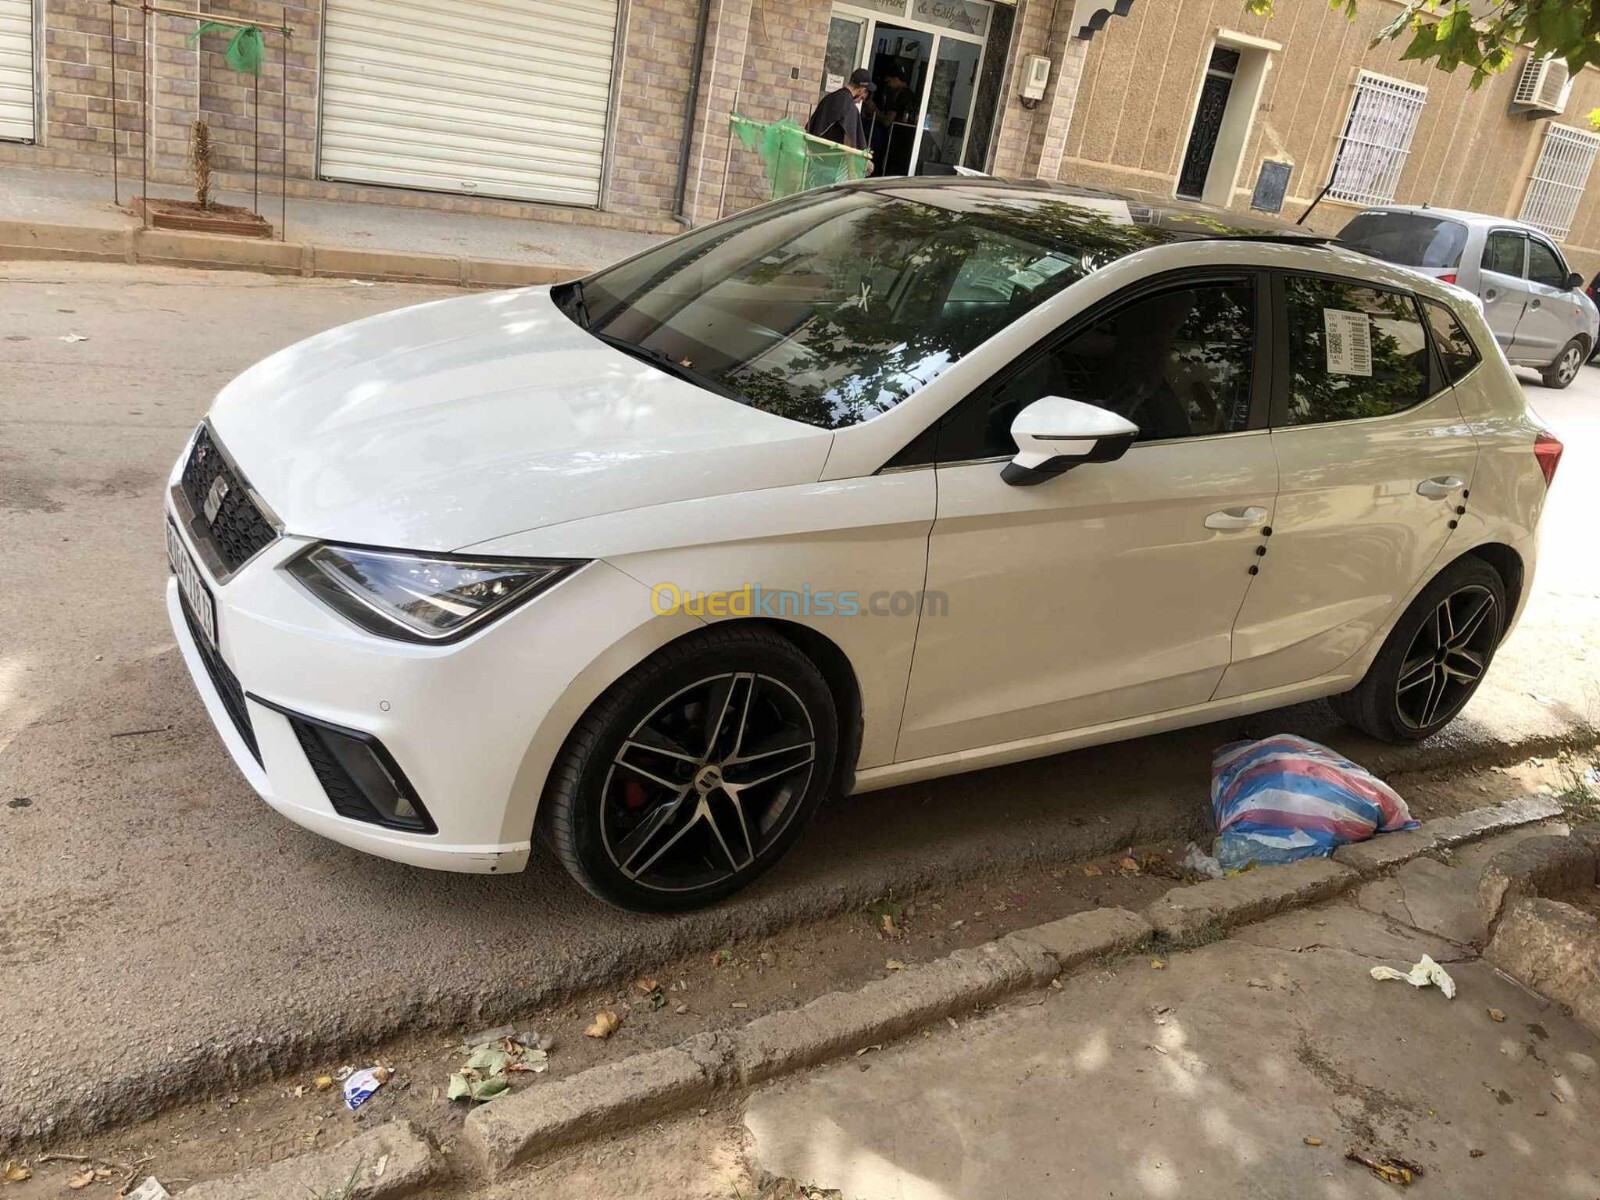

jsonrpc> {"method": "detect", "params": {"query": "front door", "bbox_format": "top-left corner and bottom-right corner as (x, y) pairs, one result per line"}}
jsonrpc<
(897, 275), (1276, 761)
(1218, 274), (1475, 699)
(1517, 236), (1585, 361)
(1478, 229), (1530, 350)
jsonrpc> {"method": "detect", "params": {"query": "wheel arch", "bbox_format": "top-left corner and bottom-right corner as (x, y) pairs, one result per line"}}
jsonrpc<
(1461, 542), (1525, 641)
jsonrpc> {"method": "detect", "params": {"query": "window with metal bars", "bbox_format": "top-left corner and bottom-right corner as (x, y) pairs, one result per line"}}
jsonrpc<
(1518, 124), (1600, 240)
(1326, 72), (1428, 207)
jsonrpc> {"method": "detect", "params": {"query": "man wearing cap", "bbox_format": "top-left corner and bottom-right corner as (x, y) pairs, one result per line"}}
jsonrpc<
(805, 68), (875, 161)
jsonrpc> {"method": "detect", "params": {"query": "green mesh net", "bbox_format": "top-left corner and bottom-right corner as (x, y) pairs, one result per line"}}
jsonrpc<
(730, 115), (871, 200)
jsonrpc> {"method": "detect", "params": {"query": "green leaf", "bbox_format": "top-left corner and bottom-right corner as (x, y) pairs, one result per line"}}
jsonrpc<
(472, 1076), (511, 1102)
(1586, 107), (1600, 130)
(465, 1045), (510, 1074)
(447, 1072), (472, 1101)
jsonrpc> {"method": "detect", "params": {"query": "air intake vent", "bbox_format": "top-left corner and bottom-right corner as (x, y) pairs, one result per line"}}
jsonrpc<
(1513, 55), (1571, 114)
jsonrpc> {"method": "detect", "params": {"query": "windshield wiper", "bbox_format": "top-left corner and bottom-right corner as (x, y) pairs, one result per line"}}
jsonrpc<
(554, 279), (590, 328)
(587, 330), (744, 402)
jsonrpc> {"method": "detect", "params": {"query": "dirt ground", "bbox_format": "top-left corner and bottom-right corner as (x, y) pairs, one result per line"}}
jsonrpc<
(7, 746), (1597, 1198)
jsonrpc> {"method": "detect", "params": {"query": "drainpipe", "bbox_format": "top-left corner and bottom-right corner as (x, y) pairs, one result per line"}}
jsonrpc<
(673, 0), (716, 226)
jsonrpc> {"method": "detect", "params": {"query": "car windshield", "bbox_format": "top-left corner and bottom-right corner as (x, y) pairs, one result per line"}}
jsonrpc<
(560, 188), (1181, 430)
(1336, 211), (1468, 269)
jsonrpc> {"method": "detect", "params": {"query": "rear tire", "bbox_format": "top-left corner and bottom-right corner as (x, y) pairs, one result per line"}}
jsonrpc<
(1331, 557), (1505, 744)
(1541, 337), (1585, 389)
(540, 626), (837, 912)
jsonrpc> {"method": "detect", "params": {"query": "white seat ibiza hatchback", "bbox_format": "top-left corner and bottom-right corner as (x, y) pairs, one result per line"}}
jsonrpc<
(165, 180), (1561, 911)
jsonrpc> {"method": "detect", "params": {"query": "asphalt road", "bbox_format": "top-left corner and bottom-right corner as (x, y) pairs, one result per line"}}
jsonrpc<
(2, 262), (1597, 1147)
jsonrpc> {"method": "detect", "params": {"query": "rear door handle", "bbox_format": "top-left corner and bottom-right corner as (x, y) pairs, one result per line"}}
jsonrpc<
(1205, 505), (1268, 531)
(1417, 476), (1465, 499)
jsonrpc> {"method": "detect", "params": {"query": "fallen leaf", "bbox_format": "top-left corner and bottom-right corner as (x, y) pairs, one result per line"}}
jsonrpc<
(1118, 856), (1141, 873)
(1304, 1136), (1323, 1146)
(1469, 1148), (1485, 1158)
(586, 1010), (620, 1039)
(879, 912), (900, 938)
(886, 959), (905, 971)
(1487, 1007), (1507, 1023)
(1150, 959), (1165, 970)
(314, 1075), (334, 1091)
(634, 977), (660, 993)
(447, 1072), (473, 1101)
(674, 1003), (689, 1015)
(68, 1168), (96, 1190)
(711, 948), (735, 968)
(3, 1161), (30, 1183)
(465, 1044), (510, 1075)
(1082, 864), (1103, 877)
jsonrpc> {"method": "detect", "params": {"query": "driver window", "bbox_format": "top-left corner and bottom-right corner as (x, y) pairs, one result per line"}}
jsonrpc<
(974, 280), (1257, 457)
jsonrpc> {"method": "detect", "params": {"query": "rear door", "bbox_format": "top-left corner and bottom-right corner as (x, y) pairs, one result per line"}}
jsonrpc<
(1478, 230), (1530, 350)
(1216, 273), (1476, 699)
(1517, 236), (1585, 361)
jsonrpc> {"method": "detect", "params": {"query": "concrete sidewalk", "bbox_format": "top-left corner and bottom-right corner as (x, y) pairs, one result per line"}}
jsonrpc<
(744, 826), (1600, 1199)
(0, 163), (664, 278)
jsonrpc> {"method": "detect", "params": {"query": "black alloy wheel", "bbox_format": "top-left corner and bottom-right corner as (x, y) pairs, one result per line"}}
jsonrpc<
(542, 626), (837, 912)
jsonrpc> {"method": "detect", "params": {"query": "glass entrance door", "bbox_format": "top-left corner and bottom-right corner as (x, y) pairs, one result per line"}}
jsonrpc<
(919, 36), (982, 173)
(822, 15), (867, 96)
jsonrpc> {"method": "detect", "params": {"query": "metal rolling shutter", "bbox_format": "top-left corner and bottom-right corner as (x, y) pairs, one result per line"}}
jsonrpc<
(0, 0), (36, 142)
(319, 0), (619, 206)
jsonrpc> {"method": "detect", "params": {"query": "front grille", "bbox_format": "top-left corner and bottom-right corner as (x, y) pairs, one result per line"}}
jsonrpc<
(178, 592), (261, 765)
(180, 426), (276, 574)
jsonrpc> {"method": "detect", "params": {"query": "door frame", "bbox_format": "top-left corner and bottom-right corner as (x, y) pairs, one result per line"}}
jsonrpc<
(832, 1), (991, 172)
(1171, 30), (1279, 208)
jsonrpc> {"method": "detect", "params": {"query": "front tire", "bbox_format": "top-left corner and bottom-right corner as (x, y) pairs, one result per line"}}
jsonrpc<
(1331, 557), (1505, 744)
(541, 626), (837, 912)
(1541, 337), (1585, 389)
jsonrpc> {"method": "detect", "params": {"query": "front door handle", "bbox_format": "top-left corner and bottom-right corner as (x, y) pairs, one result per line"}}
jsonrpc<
(1417, 476), (1465, 499)
(1205, 505), (1268, 531)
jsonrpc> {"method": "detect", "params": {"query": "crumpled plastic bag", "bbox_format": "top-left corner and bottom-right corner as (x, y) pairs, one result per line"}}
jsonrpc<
(1211, 735), (1418, 870)
(1370, 954), (1456, 999)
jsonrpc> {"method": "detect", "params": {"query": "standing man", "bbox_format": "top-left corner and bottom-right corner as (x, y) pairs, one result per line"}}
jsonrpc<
(806, 68), (874, 157)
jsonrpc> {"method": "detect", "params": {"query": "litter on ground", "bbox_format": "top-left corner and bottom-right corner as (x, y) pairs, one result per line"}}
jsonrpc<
(1370, 955), (1457, 999)
(1211, 735), (1417, 870)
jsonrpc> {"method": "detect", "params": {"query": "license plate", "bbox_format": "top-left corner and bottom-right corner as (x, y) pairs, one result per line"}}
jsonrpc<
(167, 521), (217, 649)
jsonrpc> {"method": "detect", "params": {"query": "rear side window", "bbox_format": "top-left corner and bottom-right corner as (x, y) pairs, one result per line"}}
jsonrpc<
(1336, 212), (1468, 269)
(1421, 299), (1481, 383)
(1283, 277), (1430, 426)
(1482, 232), (1526, 277)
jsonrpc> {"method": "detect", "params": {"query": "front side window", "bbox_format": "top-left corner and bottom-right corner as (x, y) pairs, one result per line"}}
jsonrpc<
(1284, 277), (1430, 425)
(1527, 239), (1568, 288)
(1482, 231), (1526, 277)
(973, 280), (1257, 456)
(570, 190), (1174, 431)
(1421, 299), (1481, 383)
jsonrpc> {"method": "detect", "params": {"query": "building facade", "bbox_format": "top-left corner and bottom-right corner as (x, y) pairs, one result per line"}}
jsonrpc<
(2, 0), (1599, 270)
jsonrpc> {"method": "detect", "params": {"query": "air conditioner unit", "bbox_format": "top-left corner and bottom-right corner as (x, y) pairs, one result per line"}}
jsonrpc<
(1513, 55), (1571, 114)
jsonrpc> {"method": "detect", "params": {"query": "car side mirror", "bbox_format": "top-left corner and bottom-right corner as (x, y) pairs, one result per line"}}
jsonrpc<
(1566, 271), (1585, 290)
(1002, 396), (1139, 487)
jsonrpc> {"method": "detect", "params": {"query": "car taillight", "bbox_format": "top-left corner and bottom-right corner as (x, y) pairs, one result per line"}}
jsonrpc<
(1534, 431), (1564, 487)
(1440, 273), (1457, 285)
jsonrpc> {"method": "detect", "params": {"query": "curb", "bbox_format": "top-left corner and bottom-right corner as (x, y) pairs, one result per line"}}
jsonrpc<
(179, 1119), (436, 1199)
(0, 219), (585, 287)
(98, 796), (1576, 1192)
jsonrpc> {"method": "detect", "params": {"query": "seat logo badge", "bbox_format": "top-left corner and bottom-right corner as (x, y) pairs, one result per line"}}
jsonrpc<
(203, 474), (230, 524)
(694, 765), (723, 794)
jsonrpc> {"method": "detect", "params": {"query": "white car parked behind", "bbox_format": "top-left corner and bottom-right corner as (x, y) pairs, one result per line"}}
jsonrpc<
(165, 180), (1562, 911)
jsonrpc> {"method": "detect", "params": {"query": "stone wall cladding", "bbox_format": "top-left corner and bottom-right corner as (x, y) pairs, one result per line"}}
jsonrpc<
(609, 0), (701, 220)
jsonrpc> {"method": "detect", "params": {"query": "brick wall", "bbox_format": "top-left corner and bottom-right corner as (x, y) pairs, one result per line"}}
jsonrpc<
(609, 0), (701, 220)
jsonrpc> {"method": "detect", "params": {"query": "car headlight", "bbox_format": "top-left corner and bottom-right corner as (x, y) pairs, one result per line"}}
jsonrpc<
(286, 544), (585, 643)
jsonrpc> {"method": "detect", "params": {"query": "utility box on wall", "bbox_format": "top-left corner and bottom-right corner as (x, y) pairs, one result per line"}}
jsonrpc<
(1020, 55), (1051, 102)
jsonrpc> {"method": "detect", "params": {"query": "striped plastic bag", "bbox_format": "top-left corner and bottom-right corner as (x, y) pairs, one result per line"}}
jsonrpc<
(1211, 735), (1418, 870)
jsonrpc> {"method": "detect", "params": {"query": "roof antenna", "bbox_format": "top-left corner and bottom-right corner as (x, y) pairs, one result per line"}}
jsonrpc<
(1297, 179), (1333, 226)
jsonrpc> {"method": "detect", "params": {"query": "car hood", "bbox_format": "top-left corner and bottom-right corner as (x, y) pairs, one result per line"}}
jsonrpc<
(207, 288), (833, 551)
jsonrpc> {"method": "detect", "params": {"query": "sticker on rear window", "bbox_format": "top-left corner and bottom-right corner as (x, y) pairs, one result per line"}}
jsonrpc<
(1323, 308), (1372, 376)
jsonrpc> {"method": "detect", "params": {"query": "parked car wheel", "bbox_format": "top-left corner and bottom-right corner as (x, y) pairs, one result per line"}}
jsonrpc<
(1331, 557), (1506, 743)
(1541, 337), (1586, 389)
(541, 626), (837, 912)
